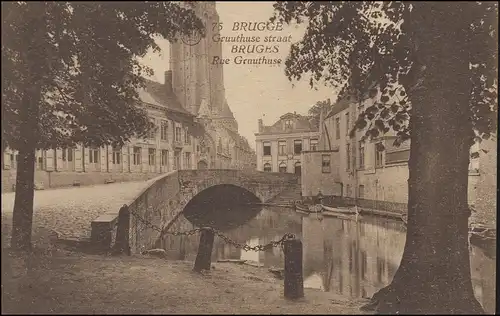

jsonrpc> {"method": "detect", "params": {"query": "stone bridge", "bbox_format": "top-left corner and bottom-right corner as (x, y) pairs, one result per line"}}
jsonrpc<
(91, 169), (300, 255)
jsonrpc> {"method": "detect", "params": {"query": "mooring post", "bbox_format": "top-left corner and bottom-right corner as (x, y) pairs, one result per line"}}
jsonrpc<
(283, 238), (304, 300)
(112, 205), (130, 255)
(193, 227), (215, 272)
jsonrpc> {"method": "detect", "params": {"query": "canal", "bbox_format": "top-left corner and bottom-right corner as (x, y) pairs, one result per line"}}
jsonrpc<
(171, 206), (496, 314)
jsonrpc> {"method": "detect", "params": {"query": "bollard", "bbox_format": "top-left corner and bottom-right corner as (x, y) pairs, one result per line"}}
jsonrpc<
(193, 228), (215, 272)
(112, 205), (130, 255)
(283, 238), (304, 300)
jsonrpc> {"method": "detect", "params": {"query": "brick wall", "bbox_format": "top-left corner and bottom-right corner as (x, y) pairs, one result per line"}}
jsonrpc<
(301, 151), (341, 197)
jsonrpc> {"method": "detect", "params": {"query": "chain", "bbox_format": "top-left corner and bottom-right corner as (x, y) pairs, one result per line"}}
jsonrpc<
(129, 208), (296, 251)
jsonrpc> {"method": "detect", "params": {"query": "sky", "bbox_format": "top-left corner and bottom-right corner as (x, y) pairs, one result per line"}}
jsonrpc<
(138, 1), (337, 149)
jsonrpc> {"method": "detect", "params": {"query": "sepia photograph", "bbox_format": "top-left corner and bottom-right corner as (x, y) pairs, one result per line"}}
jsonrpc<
(1, 1), (497, 314)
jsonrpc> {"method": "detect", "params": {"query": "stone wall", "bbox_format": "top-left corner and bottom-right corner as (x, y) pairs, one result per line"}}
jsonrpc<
(2, 169), (162, 193)
(91, 169), (299, 254)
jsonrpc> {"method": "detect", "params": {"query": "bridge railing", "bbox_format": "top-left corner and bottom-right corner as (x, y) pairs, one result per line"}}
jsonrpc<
(90, 171), (179, 253)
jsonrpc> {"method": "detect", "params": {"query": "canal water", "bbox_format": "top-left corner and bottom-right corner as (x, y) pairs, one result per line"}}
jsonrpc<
(176, 207), (496, 314)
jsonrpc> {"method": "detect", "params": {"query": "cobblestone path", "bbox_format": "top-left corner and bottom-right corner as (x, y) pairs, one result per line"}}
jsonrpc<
(1, 180), (154, 241)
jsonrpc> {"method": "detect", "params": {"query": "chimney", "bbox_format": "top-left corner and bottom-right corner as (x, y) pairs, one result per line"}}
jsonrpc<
(164, 70), (173, 92)
(258, 119), (263, 133)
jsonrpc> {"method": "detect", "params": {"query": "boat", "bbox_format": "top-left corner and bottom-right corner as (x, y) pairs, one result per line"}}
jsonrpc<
(320, 204), (359, 215)
(294, 203), (311, 214)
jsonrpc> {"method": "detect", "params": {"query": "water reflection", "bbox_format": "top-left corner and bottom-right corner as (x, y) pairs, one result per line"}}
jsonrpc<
(170, 207), (496, 314)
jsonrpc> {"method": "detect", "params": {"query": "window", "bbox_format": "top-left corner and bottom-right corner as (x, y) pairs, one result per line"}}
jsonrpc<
(133, 147), (141, 165)
(263, 142), (271, 156)
(263, 163), (272, 172)
(89, 148), (99, 164)
(279, 162), (287, 173)
(345, 112), (350, 135)
(278, 141), (286, 156)
(161, 150), (169, 167)
(184, 128), (191, 144)
(173, 151), (180, 170)
(62, 149), (66, 161)
(322, 154), (331, 173)
(310, 139), (319, 151)
(148, 148), (156, 166)
(10, 154), (18, 169)
(160, 121), (169, 141)
(375, 142), (384, 168)
(218, 138), (222, 152)
(359, 143), (365, 169)
(112, 147), (121, 164)
(346, 143), (351, 170)
(148, 120), (156, 139)
(175, 127), (182, 142)
(284, 119), (293, 130)
(335, 117), (340, 139)
(294, 140), (302, 155)
(184, 152), (192, 169)
(358, 185), (365, 199)
(38, 155), (44, 170)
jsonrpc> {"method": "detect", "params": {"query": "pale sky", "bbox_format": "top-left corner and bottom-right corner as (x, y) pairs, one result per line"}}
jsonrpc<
(139, 1), (336, 149)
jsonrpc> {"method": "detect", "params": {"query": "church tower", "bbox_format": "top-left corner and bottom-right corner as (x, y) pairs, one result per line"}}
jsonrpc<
(170, 1), (226, 117)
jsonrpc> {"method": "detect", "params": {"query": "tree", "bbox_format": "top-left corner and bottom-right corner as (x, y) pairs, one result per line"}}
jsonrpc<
(272, 1), (497, 314)
(307, 99), (333, 129)
(2, 2), (204, 251)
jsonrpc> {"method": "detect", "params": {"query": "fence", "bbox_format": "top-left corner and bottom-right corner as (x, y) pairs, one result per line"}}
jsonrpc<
(112, 204), (305, 300)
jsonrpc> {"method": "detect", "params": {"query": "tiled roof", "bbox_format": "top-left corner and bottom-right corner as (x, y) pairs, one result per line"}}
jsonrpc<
(138, 79), (191, 116)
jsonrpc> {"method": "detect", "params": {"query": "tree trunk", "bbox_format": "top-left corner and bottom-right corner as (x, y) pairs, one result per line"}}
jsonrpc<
(365, 3), (484, 314)
(11, 146), (37, 251)
(9, 4), (45, 251)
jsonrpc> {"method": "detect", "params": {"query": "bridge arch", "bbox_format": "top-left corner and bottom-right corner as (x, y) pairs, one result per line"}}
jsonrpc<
(182, 183), (262, 230)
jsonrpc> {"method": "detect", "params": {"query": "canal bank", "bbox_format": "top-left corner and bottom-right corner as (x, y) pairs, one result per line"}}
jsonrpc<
(1, 247), (370, 314)
(169, 206), (496, 314)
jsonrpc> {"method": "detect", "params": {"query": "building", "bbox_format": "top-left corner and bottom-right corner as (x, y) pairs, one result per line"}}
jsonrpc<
(2, 2), (255, 192)
(301, 94), (485, 214)
(170, 1), (255, 170)
(255, 112), (320, 175)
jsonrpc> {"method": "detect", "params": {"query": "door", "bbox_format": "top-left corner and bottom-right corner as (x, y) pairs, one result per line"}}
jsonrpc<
(197, 160), (208, 170)
(294, 161), (301, 175)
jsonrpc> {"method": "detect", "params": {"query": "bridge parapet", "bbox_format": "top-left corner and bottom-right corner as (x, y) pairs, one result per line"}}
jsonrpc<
(90, 169), (300, 254)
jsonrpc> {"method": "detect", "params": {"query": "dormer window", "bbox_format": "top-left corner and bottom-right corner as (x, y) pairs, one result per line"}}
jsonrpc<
(284, 119), (293, 130)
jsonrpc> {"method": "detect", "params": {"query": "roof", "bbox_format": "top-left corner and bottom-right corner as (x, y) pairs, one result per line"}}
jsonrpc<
(219, 99), (235, 119)
(259, 112), (318, 135)
(223, 127), (254, 152)
(325, 97), (352, 119)
(138, 79), (191, 116)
